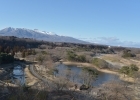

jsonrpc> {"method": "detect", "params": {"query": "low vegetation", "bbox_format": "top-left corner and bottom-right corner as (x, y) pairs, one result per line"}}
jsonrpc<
(122, 50), (136, 58)
(67, 51), (86, 62)
(41, 50), (47, 55)
(82, 67), (98, 76)
(1, 36), (140, 100)
(21, 49), (36, 58)
(36, 54), (45, 64)
(92, 58), (109, 69)
(81, 67), (98, 87)
(119, 64), (139, 77)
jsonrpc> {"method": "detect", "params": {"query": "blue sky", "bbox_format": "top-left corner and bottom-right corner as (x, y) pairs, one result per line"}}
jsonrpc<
(0, 0), (140, 47)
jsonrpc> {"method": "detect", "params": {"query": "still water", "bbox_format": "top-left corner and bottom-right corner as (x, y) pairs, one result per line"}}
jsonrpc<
(55, 64), (119, 86)
(11, 65), (25, 85)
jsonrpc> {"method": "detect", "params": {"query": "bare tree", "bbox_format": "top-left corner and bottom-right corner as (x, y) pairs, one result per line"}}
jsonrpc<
(51, 77), (70, 91)
(95, 80), (133, 100)
(79, 69), (96, 88)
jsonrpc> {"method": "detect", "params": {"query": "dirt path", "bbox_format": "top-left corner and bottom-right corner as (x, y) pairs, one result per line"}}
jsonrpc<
(25, 66), (38, 86)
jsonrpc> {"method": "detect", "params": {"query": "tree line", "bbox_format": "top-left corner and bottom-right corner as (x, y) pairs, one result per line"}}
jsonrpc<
(0, 53), (14, 64)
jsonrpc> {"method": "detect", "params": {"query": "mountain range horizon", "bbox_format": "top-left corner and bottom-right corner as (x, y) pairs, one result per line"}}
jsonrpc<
(0, 27), (140, 48)
(0, 27), (90, 44)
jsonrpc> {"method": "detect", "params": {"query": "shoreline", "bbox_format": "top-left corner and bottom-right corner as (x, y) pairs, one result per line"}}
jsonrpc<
(62, 61), (118, 74)
(62, 61), (134, 83)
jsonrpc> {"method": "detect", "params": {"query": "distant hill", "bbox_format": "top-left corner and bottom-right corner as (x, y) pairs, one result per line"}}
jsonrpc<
(0, 27), (89, 44)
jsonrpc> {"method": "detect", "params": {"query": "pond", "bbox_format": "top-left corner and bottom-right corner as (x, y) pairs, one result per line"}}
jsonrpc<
(54, 64), (119, 86)
(11, 65), (25, 85)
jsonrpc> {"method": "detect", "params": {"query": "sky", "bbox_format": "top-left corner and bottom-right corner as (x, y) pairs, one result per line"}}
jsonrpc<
(0, 0), (140, 47)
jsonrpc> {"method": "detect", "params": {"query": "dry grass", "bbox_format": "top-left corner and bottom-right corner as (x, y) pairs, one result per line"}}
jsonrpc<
(101, 54), (140, 67)
(25, 66), (39, 86)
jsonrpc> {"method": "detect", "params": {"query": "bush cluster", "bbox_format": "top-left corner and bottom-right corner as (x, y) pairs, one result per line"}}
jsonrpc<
(21, 49), (36, 58)
(119, 64), (139, 77)
(67, 51), (86, 62)
(92, 58), (109, 69)
(122, 50), (136, 58)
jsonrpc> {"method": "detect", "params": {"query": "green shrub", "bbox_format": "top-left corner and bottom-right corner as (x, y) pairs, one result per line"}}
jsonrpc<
(92, 58), (109, 69)
(82, 67), (98, 76)
(67, 51), (86, 62)
(119, 64), (139, 77)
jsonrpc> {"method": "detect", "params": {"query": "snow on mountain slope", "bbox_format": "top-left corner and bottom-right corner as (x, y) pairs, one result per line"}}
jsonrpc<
(0, 27), (89, 44)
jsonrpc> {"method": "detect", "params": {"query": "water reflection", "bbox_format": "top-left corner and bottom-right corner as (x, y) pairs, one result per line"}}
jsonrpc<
(55, 64), (119, 86)
(12, 65), (25, 85)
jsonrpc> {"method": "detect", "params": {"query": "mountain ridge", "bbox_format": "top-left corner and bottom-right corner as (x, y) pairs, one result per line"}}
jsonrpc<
(0, 27), (89, 44)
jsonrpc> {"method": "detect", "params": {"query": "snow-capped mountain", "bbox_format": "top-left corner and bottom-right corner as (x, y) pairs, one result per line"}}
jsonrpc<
(33, 29), (57, 35)
(0, 27), (89, 44)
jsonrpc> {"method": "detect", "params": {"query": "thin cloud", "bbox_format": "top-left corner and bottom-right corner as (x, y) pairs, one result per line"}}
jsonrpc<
(80, 37), (140, 48)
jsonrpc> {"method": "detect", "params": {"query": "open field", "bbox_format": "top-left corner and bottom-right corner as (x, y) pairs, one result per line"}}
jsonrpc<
(1, 39), (140, 100)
